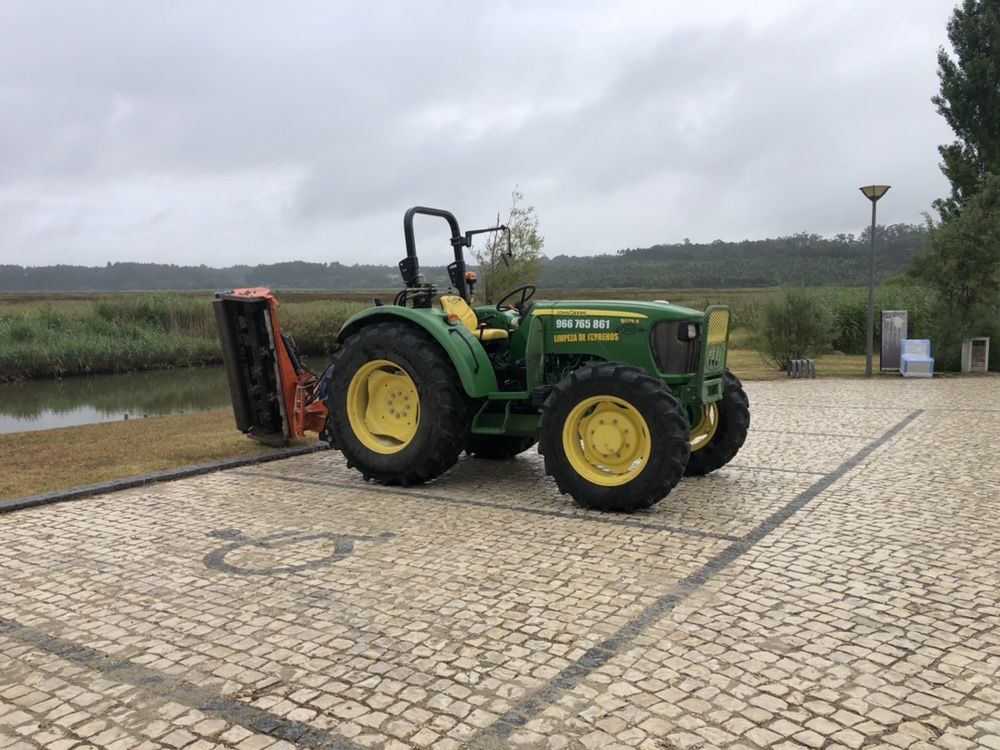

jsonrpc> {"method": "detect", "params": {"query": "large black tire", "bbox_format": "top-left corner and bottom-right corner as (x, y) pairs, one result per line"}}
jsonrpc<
(466, 434), (537, 459)
(326, 322), (471, 485)
(538, 364), (690, 512)
(684, 370), (750, 476)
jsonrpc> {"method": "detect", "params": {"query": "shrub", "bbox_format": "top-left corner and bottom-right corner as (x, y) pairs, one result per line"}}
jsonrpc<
(829, 296), (866, 354)
(3, 316), (36, 343)
(94, 294), (216, 337)
(923, 309), (1000, 371)
(758, 290), (833, 370)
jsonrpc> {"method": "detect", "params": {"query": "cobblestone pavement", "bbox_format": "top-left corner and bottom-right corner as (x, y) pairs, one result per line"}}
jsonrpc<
(2, 378), (999, 750)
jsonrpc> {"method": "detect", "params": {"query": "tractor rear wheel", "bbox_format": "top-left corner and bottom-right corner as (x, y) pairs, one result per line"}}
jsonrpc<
(326, 322), (471, 485)
(538, 364), (690, 512)
(684, 370), (750, 476)
(466, 434), (537, 459)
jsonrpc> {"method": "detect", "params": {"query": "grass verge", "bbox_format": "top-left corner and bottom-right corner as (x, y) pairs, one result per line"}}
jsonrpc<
(727, 347), (876, 380)
(0, 409), (317, 501)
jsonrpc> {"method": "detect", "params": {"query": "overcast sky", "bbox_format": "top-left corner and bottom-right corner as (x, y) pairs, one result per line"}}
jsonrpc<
(0, 1), (957, 268)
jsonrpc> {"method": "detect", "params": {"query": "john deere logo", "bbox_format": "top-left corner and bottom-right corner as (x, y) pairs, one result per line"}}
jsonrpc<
(707, 347), (724, 370)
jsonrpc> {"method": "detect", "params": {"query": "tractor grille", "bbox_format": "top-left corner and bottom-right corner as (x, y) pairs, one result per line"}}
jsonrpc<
(704, 307), (730, 374)
(707, 308), (730, 344)
(651, 322), (702, 374)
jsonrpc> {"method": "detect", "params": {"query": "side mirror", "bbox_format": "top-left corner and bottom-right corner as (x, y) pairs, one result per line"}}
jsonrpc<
(463, 222), (512, 266)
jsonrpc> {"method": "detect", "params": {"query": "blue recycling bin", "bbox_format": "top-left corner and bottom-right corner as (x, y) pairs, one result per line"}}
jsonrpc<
(900, 339), (934, 378)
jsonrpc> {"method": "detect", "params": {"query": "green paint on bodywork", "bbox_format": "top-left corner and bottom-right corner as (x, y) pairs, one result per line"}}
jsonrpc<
(531, 299), (704, 319)
(531, 300), (660, 375)
(523, 299), (729, 408)
(338, 306), (499, 397)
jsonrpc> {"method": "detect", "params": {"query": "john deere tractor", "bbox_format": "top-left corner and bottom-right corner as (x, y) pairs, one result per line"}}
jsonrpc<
(214, 206), (750, 513)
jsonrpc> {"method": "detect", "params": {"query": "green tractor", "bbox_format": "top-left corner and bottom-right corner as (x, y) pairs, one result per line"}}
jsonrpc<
(213, 206), (750, 513)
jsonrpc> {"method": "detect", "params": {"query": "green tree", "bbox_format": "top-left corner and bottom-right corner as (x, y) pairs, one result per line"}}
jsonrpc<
(915, 0), (1000, 370)
(914, 173), (1000, 369)
(932, 0), (1000, 219)
(471, 190), (544, 304)
(757, 290), (833, 371)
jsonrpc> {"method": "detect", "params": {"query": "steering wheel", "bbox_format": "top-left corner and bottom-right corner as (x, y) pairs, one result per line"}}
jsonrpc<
(496, 285), (536, 313)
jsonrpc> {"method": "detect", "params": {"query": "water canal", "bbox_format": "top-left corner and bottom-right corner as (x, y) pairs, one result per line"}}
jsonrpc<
(0, 367), (232, 434)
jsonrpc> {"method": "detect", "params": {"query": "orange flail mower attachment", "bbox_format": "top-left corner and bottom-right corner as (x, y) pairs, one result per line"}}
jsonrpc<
(213, 288), (328, 446)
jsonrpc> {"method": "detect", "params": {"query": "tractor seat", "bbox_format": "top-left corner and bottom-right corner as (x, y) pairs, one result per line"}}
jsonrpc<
(439, 295), (509, 342)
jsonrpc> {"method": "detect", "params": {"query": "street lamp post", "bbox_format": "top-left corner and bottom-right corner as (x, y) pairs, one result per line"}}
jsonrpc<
(859, 185), (891, 377)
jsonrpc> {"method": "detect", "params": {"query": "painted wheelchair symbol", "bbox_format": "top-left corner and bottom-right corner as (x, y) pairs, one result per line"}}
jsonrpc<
(204, 527), (394, 576)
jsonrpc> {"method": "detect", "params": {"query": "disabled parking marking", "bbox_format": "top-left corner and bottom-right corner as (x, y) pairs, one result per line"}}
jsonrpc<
(203, 527), (395, 576)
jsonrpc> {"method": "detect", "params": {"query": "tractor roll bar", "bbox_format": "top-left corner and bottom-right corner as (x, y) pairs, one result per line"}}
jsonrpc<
(402, 206), (469, 301)
(403, 206), (462, 258)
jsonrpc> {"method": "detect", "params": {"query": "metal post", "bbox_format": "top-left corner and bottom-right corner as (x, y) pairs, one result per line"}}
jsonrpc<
(866, 200), (876, 378)
(859, 184), (889, 379)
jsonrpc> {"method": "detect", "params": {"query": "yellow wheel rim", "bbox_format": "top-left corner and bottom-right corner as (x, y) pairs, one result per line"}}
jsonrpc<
(562, 395), (650, 487)
(346, 359), (419, 455)
(689, 403), (719, 453)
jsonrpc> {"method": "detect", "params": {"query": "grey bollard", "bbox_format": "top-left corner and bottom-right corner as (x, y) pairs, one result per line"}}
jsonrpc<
(786, 359), (816, 379)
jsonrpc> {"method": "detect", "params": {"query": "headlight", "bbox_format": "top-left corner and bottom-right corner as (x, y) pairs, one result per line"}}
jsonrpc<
(677, 322), (699, 341)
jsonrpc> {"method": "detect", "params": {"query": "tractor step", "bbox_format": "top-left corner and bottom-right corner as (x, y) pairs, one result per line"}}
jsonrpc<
(472, 396), (539, 437)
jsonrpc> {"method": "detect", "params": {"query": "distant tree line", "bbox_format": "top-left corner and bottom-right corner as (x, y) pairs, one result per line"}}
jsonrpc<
(0, 261), (449, 293)
(0, 223), (926, 293)
(540, 223), (925, 289)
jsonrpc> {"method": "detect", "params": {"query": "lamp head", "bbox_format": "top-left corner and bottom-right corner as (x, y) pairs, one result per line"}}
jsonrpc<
(859, 185), (891, 202)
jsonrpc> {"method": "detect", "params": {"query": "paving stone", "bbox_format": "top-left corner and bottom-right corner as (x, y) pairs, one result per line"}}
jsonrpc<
(831, 728), (866, 749)
(936, 734), (976, 750)
(235, 736), (274, 750)
(160, 729), (197, 748)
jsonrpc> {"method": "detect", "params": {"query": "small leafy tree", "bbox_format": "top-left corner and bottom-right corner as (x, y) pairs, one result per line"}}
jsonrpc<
(471, 190), (544, 304)
(758, 290), (833, 371)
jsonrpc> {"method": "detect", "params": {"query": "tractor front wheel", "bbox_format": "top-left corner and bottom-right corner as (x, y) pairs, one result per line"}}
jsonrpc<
(539, 364), (690, 512)
(684, 370), (750, 476)
(326, 322), (471, 485)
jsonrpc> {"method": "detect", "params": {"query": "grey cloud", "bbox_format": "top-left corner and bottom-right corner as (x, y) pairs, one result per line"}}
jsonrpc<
(0, 1), (956, 266)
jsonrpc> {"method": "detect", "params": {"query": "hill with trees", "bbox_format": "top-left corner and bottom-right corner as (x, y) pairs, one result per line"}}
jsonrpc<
(541, 223), (925, 289)
(0, 223), (926, 292)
